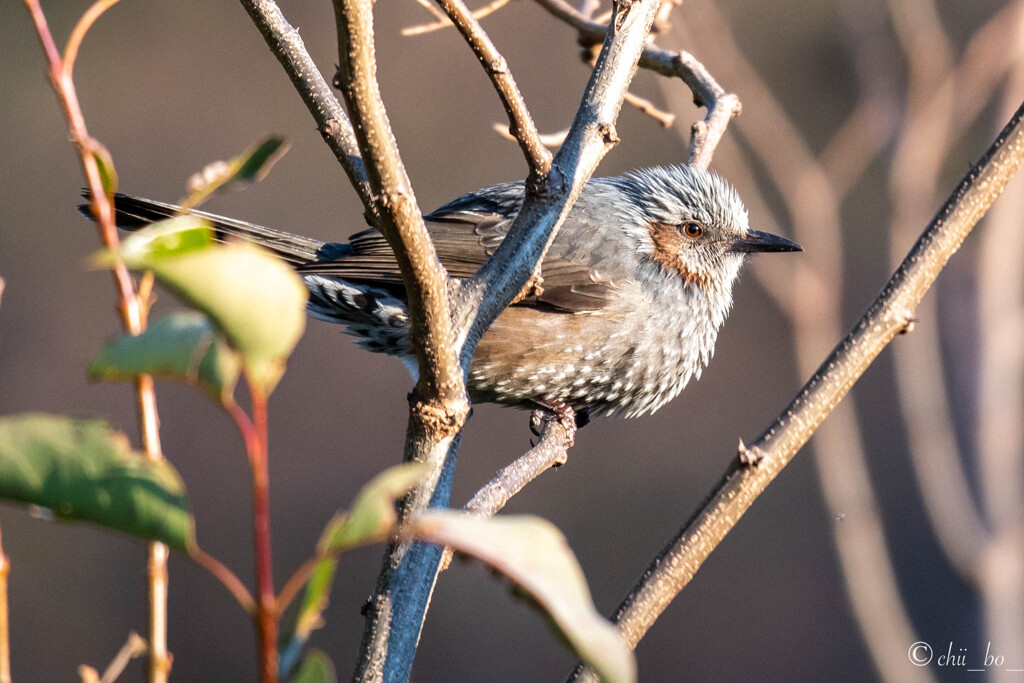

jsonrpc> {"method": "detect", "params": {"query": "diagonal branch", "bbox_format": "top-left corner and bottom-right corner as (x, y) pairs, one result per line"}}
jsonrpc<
(532, 0), (740, 169)
(429, 0), (552, 177)
(237, 0), (376, 220)
(438, 414), (574, 572)
(568, 101), (1024, 681)
(454, 0), (666, 357)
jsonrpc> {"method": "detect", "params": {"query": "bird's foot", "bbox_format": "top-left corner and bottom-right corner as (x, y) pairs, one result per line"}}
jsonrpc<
(530, 400), (583, 450)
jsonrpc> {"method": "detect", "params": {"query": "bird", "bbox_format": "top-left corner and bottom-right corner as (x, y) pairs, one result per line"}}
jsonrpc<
(82, 164), (800, 421)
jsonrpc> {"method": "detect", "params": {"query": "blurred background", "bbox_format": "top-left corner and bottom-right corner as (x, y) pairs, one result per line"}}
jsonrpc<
(2, 0), (1022, 680)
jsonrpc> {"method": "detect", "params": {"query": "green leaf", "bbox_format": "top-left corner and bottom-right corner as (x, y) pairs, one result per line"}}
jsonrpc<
(279, 463), (425, 676)
(408, 511), (636, 683)
(95, 217), (308, 394)
(290, 650), (336, 683)
(0, 414), (194, 552)
(183, 136), (290, 209)
(86, 140), (118, 197)
(322, 462), (426, 552)
(89, 312), (241, 402)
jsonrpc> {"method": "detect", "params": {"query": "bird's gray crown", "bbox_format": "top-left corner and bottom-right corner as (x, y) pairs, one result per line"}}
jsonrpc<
(611, 164), (749, 237)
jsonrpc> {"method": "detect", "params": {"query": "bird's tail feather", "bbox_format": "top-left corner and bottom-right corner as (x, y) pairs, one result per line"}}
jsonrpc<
(78, 191), (327, 266)
(78, 191), (413, 358)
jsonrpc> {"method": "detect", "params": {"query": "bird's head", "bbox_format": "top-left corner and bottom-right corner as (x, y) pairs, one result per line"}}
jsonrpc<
(615, 165), (801, 296)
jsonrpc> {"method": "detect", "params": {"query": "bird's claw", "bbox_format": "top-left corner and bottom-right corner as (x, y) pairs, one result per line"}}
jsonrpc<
(530, 400), (579, 449)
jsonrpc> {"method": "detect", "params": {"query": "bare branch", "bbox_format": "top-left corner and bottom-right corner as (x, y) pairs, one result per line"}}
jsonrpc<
(455, 0), (666, 355)
(493, 122), (570, 148)
(403, 0), (511, 36)
(667, 8), (935, 679)
(439, 414), (574, 571)
(429, 0), (552, 177)
(410, 0), (450, 25)
(99, 633), (148, 683)
(623, 89), (675, 127)
(569, 102), (1024, 681)
(532, 0), (740, 168)
(332, 0), (465, 413)
(237, 0), (376, 219)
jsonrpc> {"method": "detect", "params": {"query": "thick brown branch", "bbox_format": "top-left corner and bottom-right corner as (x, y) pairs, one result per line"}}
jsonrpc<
(332, 0), (465, 412)
(568, 102), (1024, 681)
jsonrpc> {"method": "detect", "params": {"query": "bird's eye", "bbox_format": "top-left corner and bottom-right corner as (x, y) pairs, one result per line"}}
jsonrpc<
(680, 222), (703, 239)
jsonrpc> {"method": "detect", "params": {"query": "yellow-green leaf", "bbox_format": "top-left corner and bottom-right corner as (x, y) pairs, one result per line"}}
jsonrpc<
(95, 217), (308, 394)
(88, 312), (240, 402)
(290, 650), (336, 683)
(408, 512), (636, 683)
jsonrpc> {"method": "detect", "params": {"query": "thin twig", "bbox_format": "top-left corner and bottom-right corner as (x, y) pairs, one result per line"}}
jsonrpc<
(21, 3), (171, 680)
(493, 122), (569, 147)
(236, 0), (376, 221)
(531, 0), (740, 168)
(412, 0), (449, 24)
(439, 415), (574, 571)
(0, 524), (9, 683)
(568, 101), (1024, 682)
(623, 90), (675, 127)
(430, 0), (552, 177)
(189, 548), (256, 614)
(464, 415), (572, 516)
(402, 0), (511, 36)
(99, 633), (148, 683)
(62, 0), (120, 80)
(228, 390), (278, 683)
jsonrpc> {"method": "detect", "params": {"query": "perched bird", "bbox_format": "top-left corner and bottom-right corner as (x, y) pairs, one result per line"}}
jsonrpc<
(84, 165), (800, 420)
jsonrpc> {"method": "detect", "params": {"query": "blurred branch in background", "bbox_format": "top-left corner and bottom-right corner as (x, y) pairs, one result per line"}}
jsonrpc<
(570, 93), (1024, 683)
(660, 0), (1024, 681)
(885, 0), (1024, 673)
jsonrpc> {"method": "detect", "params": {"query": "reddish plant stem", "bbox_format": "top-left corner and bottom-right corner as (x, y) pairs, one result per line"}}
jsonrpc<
(0, 524), (9, 683)
(22, 3), (171, 680)
(233, 386), (278, 683)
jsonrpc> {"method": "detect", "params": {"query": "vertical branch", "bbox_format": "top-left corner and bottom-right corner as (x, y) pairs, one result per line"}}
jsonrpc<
(21, 3), (171, 681)
(331, 0), (469, 678)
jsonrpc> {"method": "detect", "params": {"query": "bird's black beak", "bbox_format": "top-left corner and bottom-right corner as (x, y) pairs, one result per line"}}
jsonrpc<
(728, 229), (803, 254)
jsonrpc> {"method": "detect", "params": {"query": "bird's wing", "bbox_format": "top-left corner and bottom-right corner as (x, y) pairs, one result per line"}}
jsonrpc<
(301, 183), (633, 313)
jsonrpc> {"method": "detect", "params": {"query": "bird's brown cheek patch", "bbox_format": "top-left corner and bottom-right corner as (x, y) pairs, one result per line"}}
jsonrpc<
(648, 222), (715, 290)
